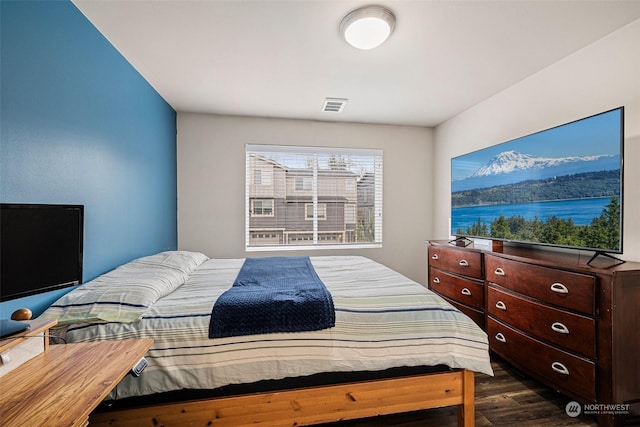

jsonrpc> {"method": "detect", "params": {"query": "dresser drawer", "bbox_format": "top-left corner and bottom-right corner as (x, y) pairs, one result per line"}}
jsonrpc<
(487, 317), (596, 401)
(428, 246), (483, 279)
(487, 285), (595, 358)
(430, 267), (484, 310)
(438, 294), (485, 330)
(485, 255), (595, 315)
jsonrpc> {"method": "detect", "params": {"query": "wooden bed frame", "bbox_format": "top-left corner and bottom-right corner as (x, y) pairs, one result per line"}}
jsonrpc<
(88, 368), (474, 426)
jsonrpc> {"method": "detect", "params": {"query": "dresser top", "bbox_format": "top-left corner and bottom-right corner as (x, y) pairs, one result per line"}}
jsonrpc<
(428, 240), (640, 276)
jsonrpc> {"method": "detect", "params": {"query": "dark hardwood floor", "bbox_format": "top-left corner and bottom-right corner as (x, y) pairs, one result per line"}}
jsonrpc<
(321, 356), (638, 426)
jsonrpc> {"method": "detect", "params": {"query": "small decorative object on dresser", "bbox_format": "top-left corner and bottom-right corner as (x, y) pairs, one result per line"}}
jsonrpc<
(427, 240), (640, 427)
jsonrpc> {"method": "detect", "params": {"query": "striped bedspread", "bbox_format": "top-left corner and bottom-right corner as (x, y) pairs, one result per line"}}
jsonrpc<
(56, 256), (492, 400)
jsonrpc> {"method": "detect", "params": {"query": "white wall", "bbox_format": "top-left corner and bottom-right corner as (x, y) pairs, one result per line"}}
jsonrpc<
(433, 18), (640, 262)
(177, 114), (433, 284)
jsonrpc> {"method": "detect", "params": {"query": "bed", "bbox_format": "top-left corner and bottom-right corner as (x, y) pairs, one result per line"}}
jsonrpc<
(40, 251), (492, 426)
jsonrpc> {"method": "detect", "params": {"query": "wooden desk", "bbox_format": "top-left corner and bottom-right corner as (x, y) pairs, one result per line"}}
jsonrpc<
(0, 338), (153, 427)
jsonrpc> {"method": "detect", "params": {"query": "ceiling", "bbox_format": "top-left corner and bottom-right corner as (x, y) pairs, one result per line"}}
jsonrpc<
(72, 1), (640, 128)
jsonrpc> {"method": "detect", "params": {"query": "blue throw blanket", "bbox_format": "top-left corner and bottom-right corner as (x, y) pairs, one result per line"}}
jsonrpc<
(209, 257), (335, 338)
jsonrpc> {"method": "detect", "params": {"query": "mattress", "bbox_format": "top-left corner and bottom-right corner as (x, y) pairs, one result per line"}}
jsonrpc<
(43, 254), (492, 400)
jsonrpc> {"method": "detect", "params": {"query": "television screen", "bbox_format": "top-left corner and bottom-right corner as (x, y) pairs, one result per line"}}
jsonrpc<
(451, 107), (623, 254)
(0, 204), (84, 302)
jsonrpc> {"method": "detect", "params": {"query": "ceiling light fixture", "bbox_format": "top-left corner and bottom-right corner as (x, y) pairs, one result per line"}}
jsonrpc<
(340, 5), (396, 50)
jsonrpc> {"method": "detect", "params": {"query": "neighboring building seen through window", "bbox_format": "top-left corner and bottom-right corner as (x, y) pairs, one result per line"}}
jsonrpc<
(245, 144), (383, 250)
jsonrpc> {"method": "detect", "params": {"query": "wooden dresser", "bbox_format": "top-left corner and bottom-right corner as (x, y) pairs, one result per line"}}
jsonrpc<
(428, 244), (485, 329)
(427, 240), (640, 426)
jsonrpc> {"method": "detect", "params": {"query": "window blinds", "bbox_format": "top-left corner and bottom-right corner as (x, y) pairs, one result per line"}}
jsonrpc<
(246, 144), (383, 250)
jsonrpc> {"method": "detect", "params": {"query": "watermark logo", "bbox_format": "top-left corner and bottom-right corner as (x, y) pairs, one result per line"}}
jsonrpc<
(565, 401), (630, 417)
(583, 403), (630, 415)
(566, 401), (582, 417)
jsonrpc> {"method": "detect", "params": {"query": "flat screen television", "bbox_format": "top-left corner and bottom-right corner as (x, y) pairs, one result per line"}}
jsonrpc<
(451, 107), (623, 257)
(1, 203), (84, 302)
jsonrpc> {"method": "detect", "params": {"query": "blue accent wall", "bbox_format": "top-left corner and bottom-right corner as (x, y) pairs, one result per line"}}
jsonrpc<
(1, 1), (178, 317)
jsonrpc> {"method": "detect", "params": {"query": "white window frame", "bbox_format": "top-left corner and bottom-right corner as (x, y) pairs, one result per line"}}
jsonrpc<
(305, 203), (326, 220)
(250, 199), (274, 217)
(345, 204), (356, 224)
(246, 144), (383, 251)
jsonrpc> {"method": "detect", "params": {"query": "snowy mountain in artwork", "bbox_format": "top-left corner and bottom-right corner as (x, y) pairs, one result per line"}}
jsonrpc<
(471, 150), (612, 178)
(452, 150), (619, 192)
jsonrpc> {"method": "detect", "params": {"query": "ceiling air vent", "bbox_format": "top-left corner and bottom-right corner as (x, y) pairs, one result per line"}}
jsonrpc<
(323, 98), (348, 113)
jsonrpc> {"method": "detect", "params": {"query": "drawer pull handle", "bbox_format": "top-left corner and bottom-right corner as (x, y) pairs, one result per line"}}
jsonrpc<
(551, 322), (570, 334)
(459, 259), (469, 267)
(494, 267), (505, 276)
(495, 333), (507, 343)
(550, 283), (569, 294)
(432, 277), (440, 284)
(461, 288), (472, 296)
(431, 254), (439, 260)
(495, 301), (507, 310)
(551, 362), (570, 375)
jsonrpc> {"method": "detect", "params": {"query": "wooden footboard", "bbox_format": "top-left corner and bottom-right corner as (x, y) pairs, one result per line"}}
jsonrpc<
(89, 369), (475, 427)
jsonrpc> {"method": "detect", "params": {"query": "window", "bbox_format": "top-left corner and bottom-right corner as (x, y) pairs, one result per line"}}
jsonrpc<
(253, 169), (272, 186)
(305, 203), (326, 220)
(246, 144), (383, 250)
(295, 177), (312, 191)
(251, 199), (274, 217)
(345, 204), (356, 224)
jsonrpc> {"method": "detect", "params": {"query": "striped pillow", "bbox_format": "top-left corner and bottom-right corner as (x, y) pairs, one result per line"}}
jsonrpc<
(41, 251), (209, 325)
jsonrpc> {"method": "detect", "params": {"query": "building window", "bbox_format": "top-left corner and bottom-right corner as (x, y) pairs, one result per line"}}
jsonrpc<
(305, 203), (326, 220)
(253, 169), (272, 186)
(246, 144), (383, 250)
(345, 204), (356, 224)
(251, 199), (274, 217)
(295, 177), (312, 191)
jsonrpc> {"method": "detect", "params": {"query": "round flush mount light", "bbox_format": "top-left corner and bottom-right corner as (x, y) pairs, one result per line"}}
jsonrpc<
(340, 5), (396, 50)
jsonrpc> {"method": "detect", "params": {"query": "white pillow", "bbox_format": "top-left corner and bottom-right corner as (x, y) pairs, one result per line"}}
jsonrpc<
(40, 251), (208, 325)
